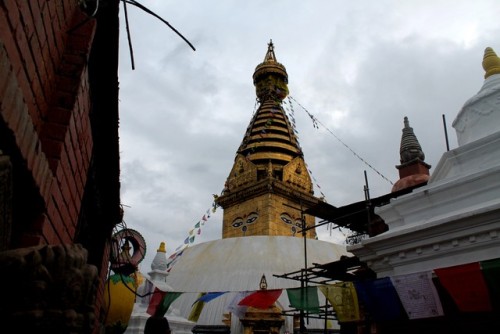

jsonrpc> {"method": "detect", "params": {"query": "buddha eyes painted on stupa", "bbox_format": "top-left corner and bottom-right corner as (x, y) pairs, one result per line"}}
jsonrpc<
(231, 212), (259, 230)
(232, 218), (244, 228)
(280, 213), (292, 224)
(280, 213), (304, 234)
(246, 213), (258, 224)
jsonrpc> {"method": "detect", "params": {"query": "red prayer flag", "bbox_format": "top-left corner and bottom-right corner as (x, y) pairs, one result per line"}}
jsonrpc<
(146, 288), (167, 315)
(434, 262), (492, 312)
(238, 289), (282, 309)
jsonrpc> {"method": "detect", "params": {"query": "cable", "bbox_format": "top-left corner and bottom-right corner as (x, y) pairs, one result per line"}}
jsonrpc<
(288, 96), (394, 185)
(122, 0), (196, 51)
(122, 0), (136, 70)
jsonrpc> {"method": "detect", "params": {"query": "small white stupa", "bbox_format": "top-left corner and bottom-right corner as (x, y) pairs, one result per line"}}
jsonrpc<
(125, 242), (195, 334)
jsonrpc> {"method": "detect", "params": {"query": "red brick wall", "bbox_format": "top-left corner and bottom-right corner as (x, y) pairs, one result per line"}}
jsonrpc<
(0, 1), (95, 246)
(1, 2), (121, 332)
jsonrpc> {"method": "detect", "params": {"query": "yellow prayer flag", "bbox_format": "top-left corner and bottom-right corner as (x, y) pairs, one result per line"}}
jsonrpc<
(319, 282), (360, 322)
(188, 293), (206, 322)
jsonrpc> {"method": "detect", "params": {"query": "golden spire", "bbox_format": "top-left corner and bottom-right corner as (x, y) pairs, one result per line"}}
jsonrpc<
(157, 242), (166, 253)
(263, 39), (278, 63)
(253, 39), (288, 91)
(482, 47), (500, 79)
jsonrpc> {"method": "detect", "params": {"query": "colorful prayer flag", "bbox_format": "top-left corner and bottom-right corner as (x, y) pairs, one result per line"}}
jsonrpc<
(319, 282), (360, 322)
(286, 286), (320, 313)
(189, 293), (206, 322)
(154, 292), (183, 317)
(480, 258), (500, 310)
(195, 292), (227, 303)
(354, 277), (406, 322)
(434, 262), (492, 312)
(166, 250), (184, 270)
(238, 289), (282, 309)
(390, 271), (444, 319)
(146, 288), (167, 316)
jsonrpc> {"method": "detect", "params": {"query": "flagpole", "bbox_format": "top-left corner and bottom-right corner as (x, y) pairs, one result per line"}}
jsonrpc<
(301, 200), (307, 333)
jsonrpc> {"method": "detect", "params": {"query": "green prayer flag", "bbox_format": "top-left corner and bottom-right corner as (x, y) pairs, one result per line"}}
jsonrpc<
(480, 258), (500, 310)
(286, 286), (320, 313)
(155, 292), (183, 317)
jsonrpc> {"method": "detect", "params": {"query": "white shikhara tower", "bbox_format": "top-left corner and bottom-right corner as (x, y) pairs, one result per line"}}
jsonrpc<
(349, 47), (500, 276)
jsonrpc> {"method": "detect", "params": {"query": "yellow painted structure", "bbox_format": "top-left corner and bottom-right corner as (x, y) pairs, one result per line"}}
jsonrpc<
(103, 273), (140, 333)
(483, 47), (500, 78)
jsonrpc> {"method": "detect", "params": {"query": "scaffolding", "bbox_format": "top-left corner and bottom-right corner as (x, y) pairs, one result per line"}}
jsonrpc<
(274, 180), (426, 333)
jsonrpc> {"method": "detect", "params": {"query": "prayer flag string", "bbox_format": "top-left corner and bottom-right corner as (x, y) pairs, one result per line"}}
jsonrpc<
(288, 95), (394, 186)
(144, 257), (499, 322)
(167, 199), (219, 271)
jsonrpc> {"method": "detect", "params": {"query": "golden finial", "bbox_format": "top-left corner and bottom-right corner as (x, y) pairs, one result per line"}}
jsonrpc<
(157, 242), (166, 253)
(482, 47), (500, 79)
(259, 274), (268, 290)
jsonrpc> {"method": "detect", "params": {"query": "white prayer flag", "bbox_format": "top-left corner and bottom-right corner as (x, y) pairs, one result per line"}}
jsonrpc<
(390, 271), (444, 319)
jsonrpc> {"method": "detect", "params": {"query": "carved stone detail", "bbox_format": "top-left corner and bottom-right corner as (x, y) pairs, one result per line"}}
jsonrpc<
(226, 155), (258, 191)
(0, 243), (99, 333)
(283, 157), (313, 193)
(240, 304), (284, 334)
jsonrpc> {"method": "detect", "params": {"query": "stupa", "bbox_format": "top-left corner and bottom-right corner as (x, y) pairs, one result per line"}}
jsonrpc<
(125, 41), (351, 333)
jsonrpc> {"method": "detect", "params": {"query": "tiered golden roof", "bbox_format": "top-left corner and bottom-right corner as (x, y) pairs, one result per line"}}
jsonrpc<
(217, 41), (319, 239)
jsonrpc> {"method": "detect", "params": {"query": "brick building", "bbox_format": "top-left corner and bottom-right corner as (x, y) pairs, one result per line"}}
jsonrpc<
(0, 1), (122, 332)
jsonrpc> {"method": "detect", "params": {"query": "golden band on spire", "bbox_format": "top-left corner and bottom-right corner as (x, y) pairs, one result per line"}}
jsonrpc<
(253, 40), (289, 101)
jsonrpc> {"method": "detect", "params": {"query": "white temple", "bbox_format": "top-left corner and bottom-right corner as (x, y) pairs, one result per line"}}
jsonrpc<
(348, 47), (500, 277)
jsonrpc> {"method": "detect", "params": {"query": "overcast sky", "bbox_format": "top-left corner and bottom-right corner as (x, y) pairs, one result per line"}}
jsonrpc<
(116, 0), (500, 271)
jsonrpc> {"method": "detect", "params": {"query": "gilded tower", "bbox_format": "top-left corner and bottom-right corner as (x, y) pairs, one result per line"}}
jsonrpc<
(216, 41), (320, 239)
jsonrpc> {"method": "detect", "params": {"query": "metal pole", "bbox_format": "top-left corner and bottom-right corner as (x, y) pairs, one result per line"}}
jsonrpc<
(364, 171), (372, 236)
(442, 114), (450, 151)
(324, 298), (328, 334)
(301, 201), (307, 333)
